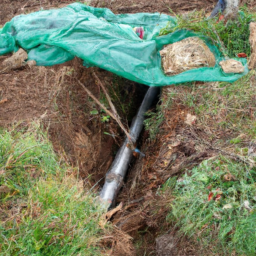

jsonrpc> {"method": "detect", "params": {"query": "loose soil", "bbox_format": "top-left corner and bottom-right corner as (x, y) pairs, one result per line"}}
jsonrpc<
(1, 1), (256, 255)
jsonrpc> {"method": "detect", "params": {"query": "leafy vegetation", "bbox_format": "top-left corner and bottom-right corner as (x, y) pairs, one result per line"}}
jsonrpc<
(158, 67), (256, 255)
(168, 156), (256, 255)
(160, 8), (253, 57)
(144, 104), (165, 140)
(0, 124), (107, 256)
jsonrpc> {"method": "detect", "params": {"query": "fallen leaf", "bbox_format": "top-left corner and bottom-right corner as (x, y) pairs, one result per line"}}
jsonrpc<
(0, 98), (7, 104)
(215, 194), (222, 201)
(237, 53), (247, 58)
(185, 113), (197, 126)
(208, 192), (214, 201)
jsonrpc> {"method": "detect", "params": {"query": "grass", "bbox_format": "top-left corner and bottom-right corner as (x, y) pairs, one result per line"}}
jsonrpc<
(160, 7), (253, 57)
(163, 70), (256, 146)
(156, 69), (256, 255)
(144, 89), (173, 140)
(0, 123), (108, 256)
(168, 156), (256, 255)
(144, 104), (165, 140)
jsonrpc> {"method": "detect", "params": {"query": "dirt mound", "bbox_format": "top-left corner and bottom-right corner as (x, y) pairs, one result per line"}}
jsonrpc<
(0, 55), (120, 182)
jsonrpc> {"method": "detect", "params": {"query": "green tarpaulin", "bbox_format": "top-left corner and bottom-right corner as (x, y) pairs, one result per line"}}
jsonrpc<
(0, 3), (248, 86)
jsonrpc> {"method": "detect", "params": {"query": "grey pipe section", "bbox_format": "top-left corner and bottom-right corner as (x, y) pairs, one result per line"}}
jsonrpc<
(99, 86), (159, 208)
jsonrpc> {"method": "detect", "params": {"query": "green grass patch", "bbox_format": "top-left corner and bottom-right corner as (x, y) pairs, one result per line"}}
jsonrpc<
(0, 124), (107, 256)
(160, 8), (253, 57)
(144, 104), (165, 140)
(164, 71), (256, 141)
(168, 156), (256, 255)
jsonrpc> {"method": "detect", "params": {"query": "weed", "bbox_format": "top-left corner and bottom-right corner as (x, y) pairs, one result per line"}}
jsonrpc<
(144, 103), (165, 140)
(160, 8), (253, 57)
(166, 71), (256, 141)
(168, 156), (256, 255)
(0, 124), (108, 256)
(108, 75), (137, 121)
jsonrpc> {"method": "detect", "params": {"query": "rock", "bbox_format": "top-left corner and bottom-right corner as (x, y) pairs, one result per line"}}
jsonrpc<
(160, 37), (216, 76)
(248, 22), (256, 70)
(155, 234), (177, 256)
(219, 59), (244, 73)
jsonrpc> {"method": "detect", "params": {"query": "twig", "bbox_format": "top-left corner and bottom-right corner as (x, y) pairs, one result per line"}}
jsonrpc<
(77, 79), (135, 145)
(92, 71), (119, 118)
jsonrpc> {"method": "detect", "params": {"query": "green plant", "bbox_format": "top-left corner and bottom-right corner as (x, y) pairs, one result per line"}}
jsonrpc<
(168, 71), (256, 139)
(160, 8), (253, 57)
(144, 104), (165, 140)
(167, 156), (256, 255)
(0, 124), (108, 255)
(101, 115), (110, 123)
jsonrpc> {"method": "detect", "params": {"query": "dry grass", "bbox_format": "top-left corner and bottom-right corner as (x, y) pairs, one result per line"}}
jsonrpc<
(160, 37), (216, 76)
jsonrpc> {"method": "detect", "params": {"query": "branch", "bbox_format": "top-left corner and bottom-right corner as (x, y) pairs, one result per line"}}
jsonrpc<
(77, 79), (135, 145)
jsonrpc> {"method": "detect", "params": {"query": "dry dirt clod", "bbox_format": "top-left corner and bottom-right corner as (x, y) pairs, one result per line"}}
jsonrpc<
(249, 22), (256, 70)
(160, 37), (216, 76)
(0, 48), (36, 73)
(219, 59), (244, 73)
(2, 48), (28, 68)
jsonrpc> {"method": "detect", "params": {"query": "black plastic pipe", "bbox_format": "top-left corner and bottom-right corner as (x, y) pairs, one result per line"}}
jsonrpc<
(99, 86), (160, 209)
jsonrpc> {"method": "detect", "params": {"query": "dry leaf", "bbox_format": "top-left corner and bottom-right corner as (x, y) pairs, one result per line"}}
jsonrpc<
(208, 192), (214, 201)
(215, 194), (222, 201)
